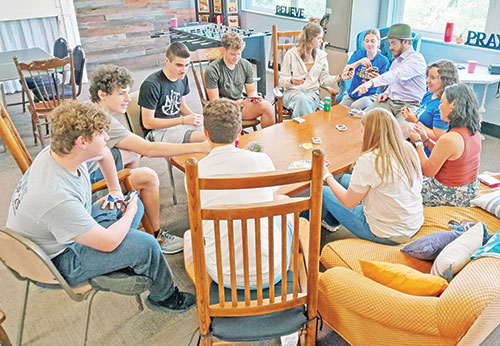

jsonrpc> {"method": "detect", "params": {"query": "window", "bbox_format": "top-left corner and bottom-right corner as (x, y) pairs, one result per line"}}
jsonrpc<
(398, 0), (500, 38)
(245, 0), (327, 18)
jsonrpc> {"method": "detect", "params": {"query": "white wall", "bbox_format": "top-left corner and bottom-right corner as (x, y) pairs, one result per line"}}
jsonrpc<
(0, 0), (81, 48)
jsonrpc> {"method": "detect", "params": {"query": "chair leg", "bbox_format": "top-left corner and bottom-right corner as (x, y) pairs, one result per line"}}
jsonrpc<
(135, 294), (144, 312)
(17, 280), (30, 346)
(21, 91), (25, 113)
(83, 290), (98, 346)
(167, 160), (177, 205)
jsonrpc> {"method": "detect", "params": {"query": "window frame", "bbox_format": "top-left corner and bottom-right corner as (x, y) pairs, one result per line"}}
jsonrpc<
(393, 0), (500, 38)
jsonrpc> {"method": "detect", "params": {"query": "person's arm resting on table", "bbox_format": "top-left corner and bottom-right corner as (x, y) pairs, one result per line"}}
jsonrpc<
(117, 133), (210, 157)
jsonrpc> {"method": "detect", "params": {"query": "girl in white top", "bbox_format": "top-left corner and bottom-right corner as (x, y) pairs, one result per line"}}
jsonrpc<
(279, 22), (341, 117)
(322, 108), (424, 244)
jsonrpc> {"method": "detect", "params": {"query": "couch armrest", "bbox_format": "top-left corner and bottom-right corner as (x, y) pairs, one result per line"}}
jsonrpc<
(318, 267), (440, 337)
(437, 257), (500, 340)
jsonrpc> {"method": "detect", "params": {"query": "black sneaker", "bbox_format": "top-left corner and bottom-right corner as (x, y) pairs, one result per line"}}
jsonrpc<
(146, 287), (196, 313)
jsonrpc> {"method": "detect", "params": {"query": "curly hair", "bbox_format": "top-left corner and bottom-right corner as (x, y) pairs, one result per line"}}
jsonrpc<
(89, 65), (132, 103)
(444, 84), (481, 135)
(221, 32), (245, 50)
(426, 60), (459, 98)
(50, 101), (110, 154)
(203, 98), (242, 143)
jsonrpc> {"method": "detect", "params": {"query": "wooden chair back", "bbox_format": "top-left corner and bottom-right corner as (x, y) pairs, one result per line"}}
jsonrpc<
(272, 25), (301, 123)
(14, 52), (76, 146)
(190, 47), (260, 131)
(0, 309), (12, 346)
(0, 102), (32, 173)
(190, 47), (225, 108)
(124, 91), (145, 137)
(185, 149), (324, 345)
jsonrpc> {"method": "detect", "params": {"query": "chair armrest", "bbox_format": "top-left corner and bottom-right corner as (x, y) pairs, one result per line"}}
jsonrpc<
(320, 85), (339, 97)
(91, 168), (131, 193)
(318, 267), (440, 334)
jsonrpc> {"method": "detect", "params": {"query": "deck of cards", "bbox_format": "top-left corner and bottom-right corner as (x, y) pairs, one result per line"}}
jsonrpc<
(312, 137), (321, 144)
(336, 124), (348, 131)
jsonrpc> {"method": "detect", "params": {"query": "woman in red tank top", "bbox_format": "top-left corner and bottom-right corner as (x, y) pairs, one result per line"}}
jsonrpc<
(409, 84), (481, 206)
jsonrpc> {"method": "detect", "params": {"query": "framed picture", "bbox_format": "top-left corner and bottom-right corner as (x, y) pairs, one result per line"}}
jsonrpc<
(198, 0), (210, 13)
(227, 15), (239, 27)
(213, 0), (222, 14)
(199, 14), (210, 23)
(226, 0), (239, 13)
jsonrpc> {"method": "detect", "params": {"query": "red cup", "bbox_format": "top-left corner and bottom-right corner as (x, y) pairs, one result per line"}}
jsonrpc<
(171, 18), (178, 28)
(215, 15), (223, 24)
(444, 22), (454, 42)
(467, 60), (478, 74)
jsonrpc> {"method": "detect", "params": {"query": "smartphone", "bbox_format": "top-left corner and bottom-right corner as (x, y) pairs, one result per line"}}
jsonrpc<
(478, 174), (500, 188)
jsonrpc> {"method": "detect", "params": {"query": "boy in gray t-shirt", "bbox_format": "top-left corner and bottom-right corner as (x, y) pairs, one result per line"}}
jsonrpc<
(6, 101), (195, 313)
(204, 32), (275, 128)
(89, 64), (211, 254)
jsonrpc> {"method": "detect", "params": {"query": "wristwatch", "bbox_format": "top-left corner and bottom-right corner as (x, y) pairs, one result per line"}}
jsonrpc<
(412, 139), (424, 148)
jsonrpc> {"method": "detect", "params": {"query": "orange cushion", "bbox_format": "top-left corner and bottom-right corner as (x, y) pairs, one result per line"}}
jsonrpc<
(359, 260), (448, 296)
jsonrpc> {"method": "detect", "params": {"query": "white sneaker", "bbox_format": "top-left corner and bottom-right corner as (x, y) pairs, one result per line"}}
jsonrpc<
(322, 221), (339, 233)
(280, 332), (299, 346)
(159, 231), (183, 254)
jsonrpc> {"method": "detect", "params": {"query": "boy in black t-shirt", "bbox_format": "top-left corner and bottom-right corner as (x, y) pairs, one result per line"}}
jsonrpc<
(139, 42), (206, 143)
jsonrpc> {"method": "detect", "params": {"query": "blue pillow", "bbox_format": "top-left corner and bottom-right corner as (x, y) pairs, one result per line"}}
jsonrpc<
(401, 231), (463, 260)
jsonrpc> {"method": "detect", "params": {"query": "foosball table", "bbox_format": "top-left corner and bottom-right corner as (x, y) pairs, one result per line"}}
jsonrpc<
(154, 24), (269, 96)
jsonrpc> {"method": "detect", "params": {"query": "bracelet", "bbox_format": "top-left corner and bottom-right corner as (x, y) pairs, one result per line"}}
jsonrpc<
(181, 117), (185, 125)
(323, 172), (334, 182)
(412, 139), (424, 148)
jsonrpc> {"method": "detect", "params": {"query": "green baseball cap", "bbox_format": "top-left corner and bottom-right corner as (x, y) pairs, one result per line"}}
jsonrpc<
(382, 23), (414, 40)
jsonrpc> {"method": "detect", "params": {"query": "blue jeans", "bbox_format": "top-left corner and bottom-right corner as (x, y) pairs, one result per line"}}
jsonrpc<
(90, 147), (123, 184)
(283, 90), (320, 118)
(322, 174), (400, 245)
(52, 198), (175, 302)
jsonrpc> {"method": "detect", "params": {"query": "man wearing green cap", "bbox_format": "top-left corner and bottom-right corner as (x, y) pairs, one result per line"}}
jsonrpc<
(353, 23), (426, 123)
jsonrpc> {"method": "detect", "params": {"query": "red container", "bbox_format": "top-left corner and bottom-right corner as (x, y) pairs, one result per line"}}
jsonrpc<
(215, 15), (223, 25)
(444, 22), (454, 42)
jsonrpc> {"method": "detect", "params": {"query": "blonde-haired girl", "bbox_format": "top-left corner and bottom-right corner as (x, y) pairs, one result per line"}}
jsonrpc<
(322, 108), (424, 244)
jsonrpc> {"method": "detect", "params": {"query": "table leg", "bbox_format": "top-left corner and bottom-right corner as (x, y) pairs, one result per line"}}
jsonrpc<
(479, 84), (489, 114)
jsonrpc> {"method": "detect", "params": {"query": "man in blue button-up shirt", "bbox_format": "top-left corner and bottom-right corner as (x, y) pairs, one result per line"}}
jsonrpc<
(353, 23), (427, 123)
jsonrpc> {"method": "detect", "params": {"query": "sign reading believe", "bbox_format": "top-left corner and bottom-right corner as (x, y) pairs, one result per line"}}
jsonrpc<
(465, 30), (500, 50)
(275, 5), (305, 19)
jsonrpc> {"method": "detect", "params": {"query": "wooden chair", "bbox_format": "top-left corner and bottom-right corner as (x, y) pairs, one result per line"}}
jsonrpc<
(184, 149), (324, 345)
(272, 25), (338, 123)
(0, 226), (150, 346)
(124, 91), (178, 205)
(14, 52), (76, 147)
(190, 47), (261, 132)
(0, 309), (12, 346)
(0, 101), (154, 236)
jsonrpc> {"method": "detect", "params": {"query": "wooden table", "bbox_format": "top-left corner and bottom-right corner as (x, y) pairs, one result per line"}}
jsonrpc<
(170, 105), (363, 195)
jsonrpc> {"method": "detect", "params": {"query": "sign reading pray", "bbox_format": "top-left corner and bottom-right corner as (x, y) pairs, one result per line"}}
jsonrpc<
(465, 31), (500, 50)
(275, 5), (305, 19)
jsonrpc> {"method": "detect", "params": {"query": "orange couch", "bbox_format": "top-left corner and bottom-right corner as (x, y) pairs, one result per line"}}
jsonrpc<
(318, 206), (500, 346)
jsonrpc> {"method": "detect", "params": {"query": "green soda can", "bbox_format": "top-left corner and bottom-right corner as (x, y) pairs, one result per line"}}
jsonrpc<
(323, 97), (331, 111)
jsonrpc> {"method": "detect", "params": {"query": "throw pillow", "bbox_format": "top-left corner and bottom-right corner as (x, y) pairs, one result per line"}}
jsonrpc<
(401, 230), (463, 260)
(471, 190), (500, 218)
(359, 260), (448, 296)
(472, 228), (500, 260)
(431, 222), (486, 281)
